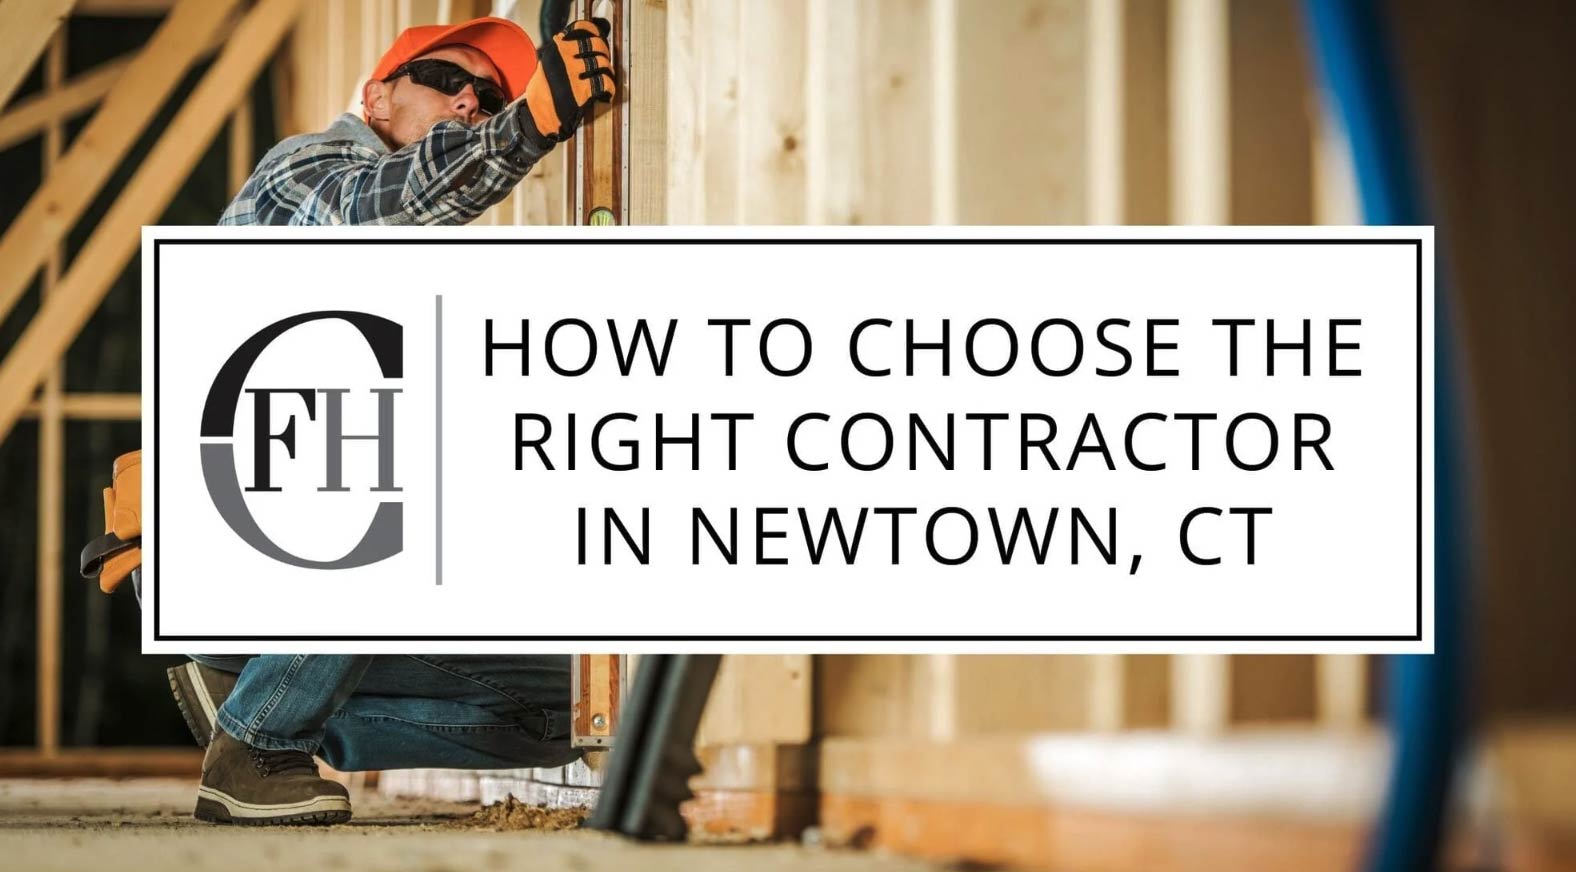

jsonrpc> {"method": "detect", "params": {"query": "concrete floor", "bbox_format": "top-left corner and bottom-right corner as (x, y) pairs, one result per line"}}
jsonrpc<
(0, 779), (942, 872)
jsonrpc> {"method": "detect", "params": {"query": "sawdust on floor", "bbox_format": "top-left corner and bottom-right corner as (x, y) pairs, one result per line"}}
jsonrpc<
(455, 795), (590, 831)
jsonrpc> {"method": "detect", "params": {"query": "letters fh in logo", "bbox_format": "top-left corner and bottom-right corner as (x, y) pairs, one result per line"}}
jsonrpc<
(199, 311), (404, 569)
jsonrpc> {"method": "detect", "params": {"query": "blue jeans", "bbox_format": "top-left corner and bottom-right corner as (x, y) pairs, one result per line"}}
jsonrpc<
(190, 654), (582, 772)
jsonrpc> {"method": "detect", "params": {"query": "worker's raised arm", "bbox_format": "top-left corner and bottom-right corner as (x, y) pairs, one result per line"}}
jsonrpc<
(219, 17), (614, 227)
(226, 107), (549, 226)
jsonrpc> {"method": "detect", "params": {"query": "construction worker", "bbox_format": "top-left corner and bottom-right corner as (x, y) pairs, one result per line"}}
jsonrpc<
(177, 15), (613, 825)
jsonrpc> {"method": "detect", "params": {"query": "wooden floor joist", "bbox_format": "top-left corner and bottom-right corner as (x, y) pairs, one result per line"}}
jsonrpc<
(0, 0), (303, 444)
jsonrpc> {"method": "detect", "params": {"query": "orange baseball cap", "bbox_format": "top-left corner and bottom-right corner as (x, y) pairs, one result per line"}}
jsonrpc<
(369, 16), (538, 102)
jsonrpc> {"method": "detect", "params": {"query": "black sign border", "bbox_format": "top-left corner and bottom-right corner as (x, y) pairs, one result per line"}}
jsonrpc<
(153, 237), (1425, 643)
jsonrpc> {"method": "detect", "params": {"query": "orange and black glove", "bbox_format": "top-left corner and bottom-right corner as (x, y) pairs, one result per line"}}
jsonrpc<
(523, 17), (616, 146)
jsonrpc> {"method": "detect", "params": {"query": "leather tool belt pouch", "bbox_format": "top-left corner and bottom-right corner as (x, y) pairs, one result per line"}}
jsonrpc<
(80, 449), (141, 594)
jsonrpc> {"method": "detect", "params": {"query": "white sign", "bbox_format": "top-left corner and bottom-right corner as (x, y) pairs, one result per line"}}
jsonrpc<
(143, 225), (1433, 653)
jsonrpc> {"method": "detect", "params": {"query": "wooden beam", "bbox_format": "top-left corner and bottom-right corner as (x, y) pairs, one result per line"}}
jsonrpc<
(0, 0), (241, 330)
(0, 55), (129, 152)
(0, 11), (240, 151)
(21, 392), (140, 420)
(74, 0), (177, 15)
(0, 0), (304, 444)
(696, 656), (811, 747)
(0, 0), (77, 111)
(0, 747), (203, 778)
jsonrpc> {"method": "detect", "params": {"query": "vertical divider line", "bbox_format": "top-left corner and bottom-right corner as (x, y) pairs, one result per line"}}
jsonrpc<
(435, 293), (443, 585)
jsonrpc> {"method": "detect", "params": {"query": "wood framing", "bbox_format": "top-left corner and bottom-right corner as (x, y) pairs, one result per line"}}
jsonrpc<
(34, 30), (67, 760)
(626, 0), (666, 224)
(0, 0), (304, 444)
(0, 747), (203, 778)
(73, 0), (176, 14)
(21, 393), (140, 420)
(0, 0), (241, 329)
(0, 55), (127, 151)
(228, 96), (254, 197)
(0, 0), (77, 111)
(0, 9), (238, 152)
(571, 654), (622, 748)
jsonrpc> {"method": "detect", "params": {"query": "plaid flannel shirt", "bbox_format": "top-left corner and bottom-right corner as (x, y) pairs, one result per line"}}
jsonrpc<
(219, 104), (553, 226)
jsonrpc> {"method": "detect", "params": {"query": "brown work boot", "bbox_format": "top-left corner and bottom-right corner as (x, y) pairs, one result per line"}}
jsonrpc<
(167, 660), (239, 748)
(193, 729), (352, 825)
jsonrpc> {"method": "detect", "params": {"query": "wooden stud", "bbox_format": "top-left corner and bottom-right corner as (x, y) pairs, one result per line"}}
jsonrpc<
(34, 29), (67, 760)
(627, 0), (666, 225)
(736, 0), (806, 224)
(325, 0), (345, 122)
(1166, 0), (1229, 732)
(228, 93), (254, 197)
(928, 0), (957, 224)
(953, 0), (1087, 223)
(0, 0), (305, 444)
(807, 0), (931, 226)
(1123, 0), (1170, 223)
(1171, 653), (1229, 732)
(0, 0), (242, 329)
(1226, 0), (1311, 224)
(1168, 0), (1227, 224)
(1221, 0), (1322, 725)
(1083, 0), (1172, 227)
(361, 0), (380, 107)
(664, 0), (702, 223)
(695, 0), (740, 223)
(1230, 654), (1317, 723)
(1316, 654), (1368, 729)
(1086, 0), (1123, 225)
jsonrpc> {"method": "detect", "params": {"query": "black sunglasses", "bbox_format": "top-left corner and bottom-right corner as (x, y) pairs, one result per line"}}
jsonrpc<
(384, 58), (508, 116)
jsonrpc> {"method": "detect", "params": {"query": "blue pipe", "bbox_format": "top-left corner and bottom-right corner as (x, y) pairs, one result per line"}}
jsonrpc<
(1302, 3), (1471, 871)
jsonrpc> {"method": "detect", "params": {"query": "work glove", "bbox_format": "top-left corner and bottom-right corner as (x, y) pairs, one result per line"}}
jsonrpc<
(81, 449), (141, 594)
(523, 17), (617, 145)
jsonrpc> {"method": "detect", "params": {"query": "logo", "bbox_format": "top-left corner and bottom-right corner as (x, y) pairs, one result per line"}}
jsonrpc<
(199, 311), (404, 569)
